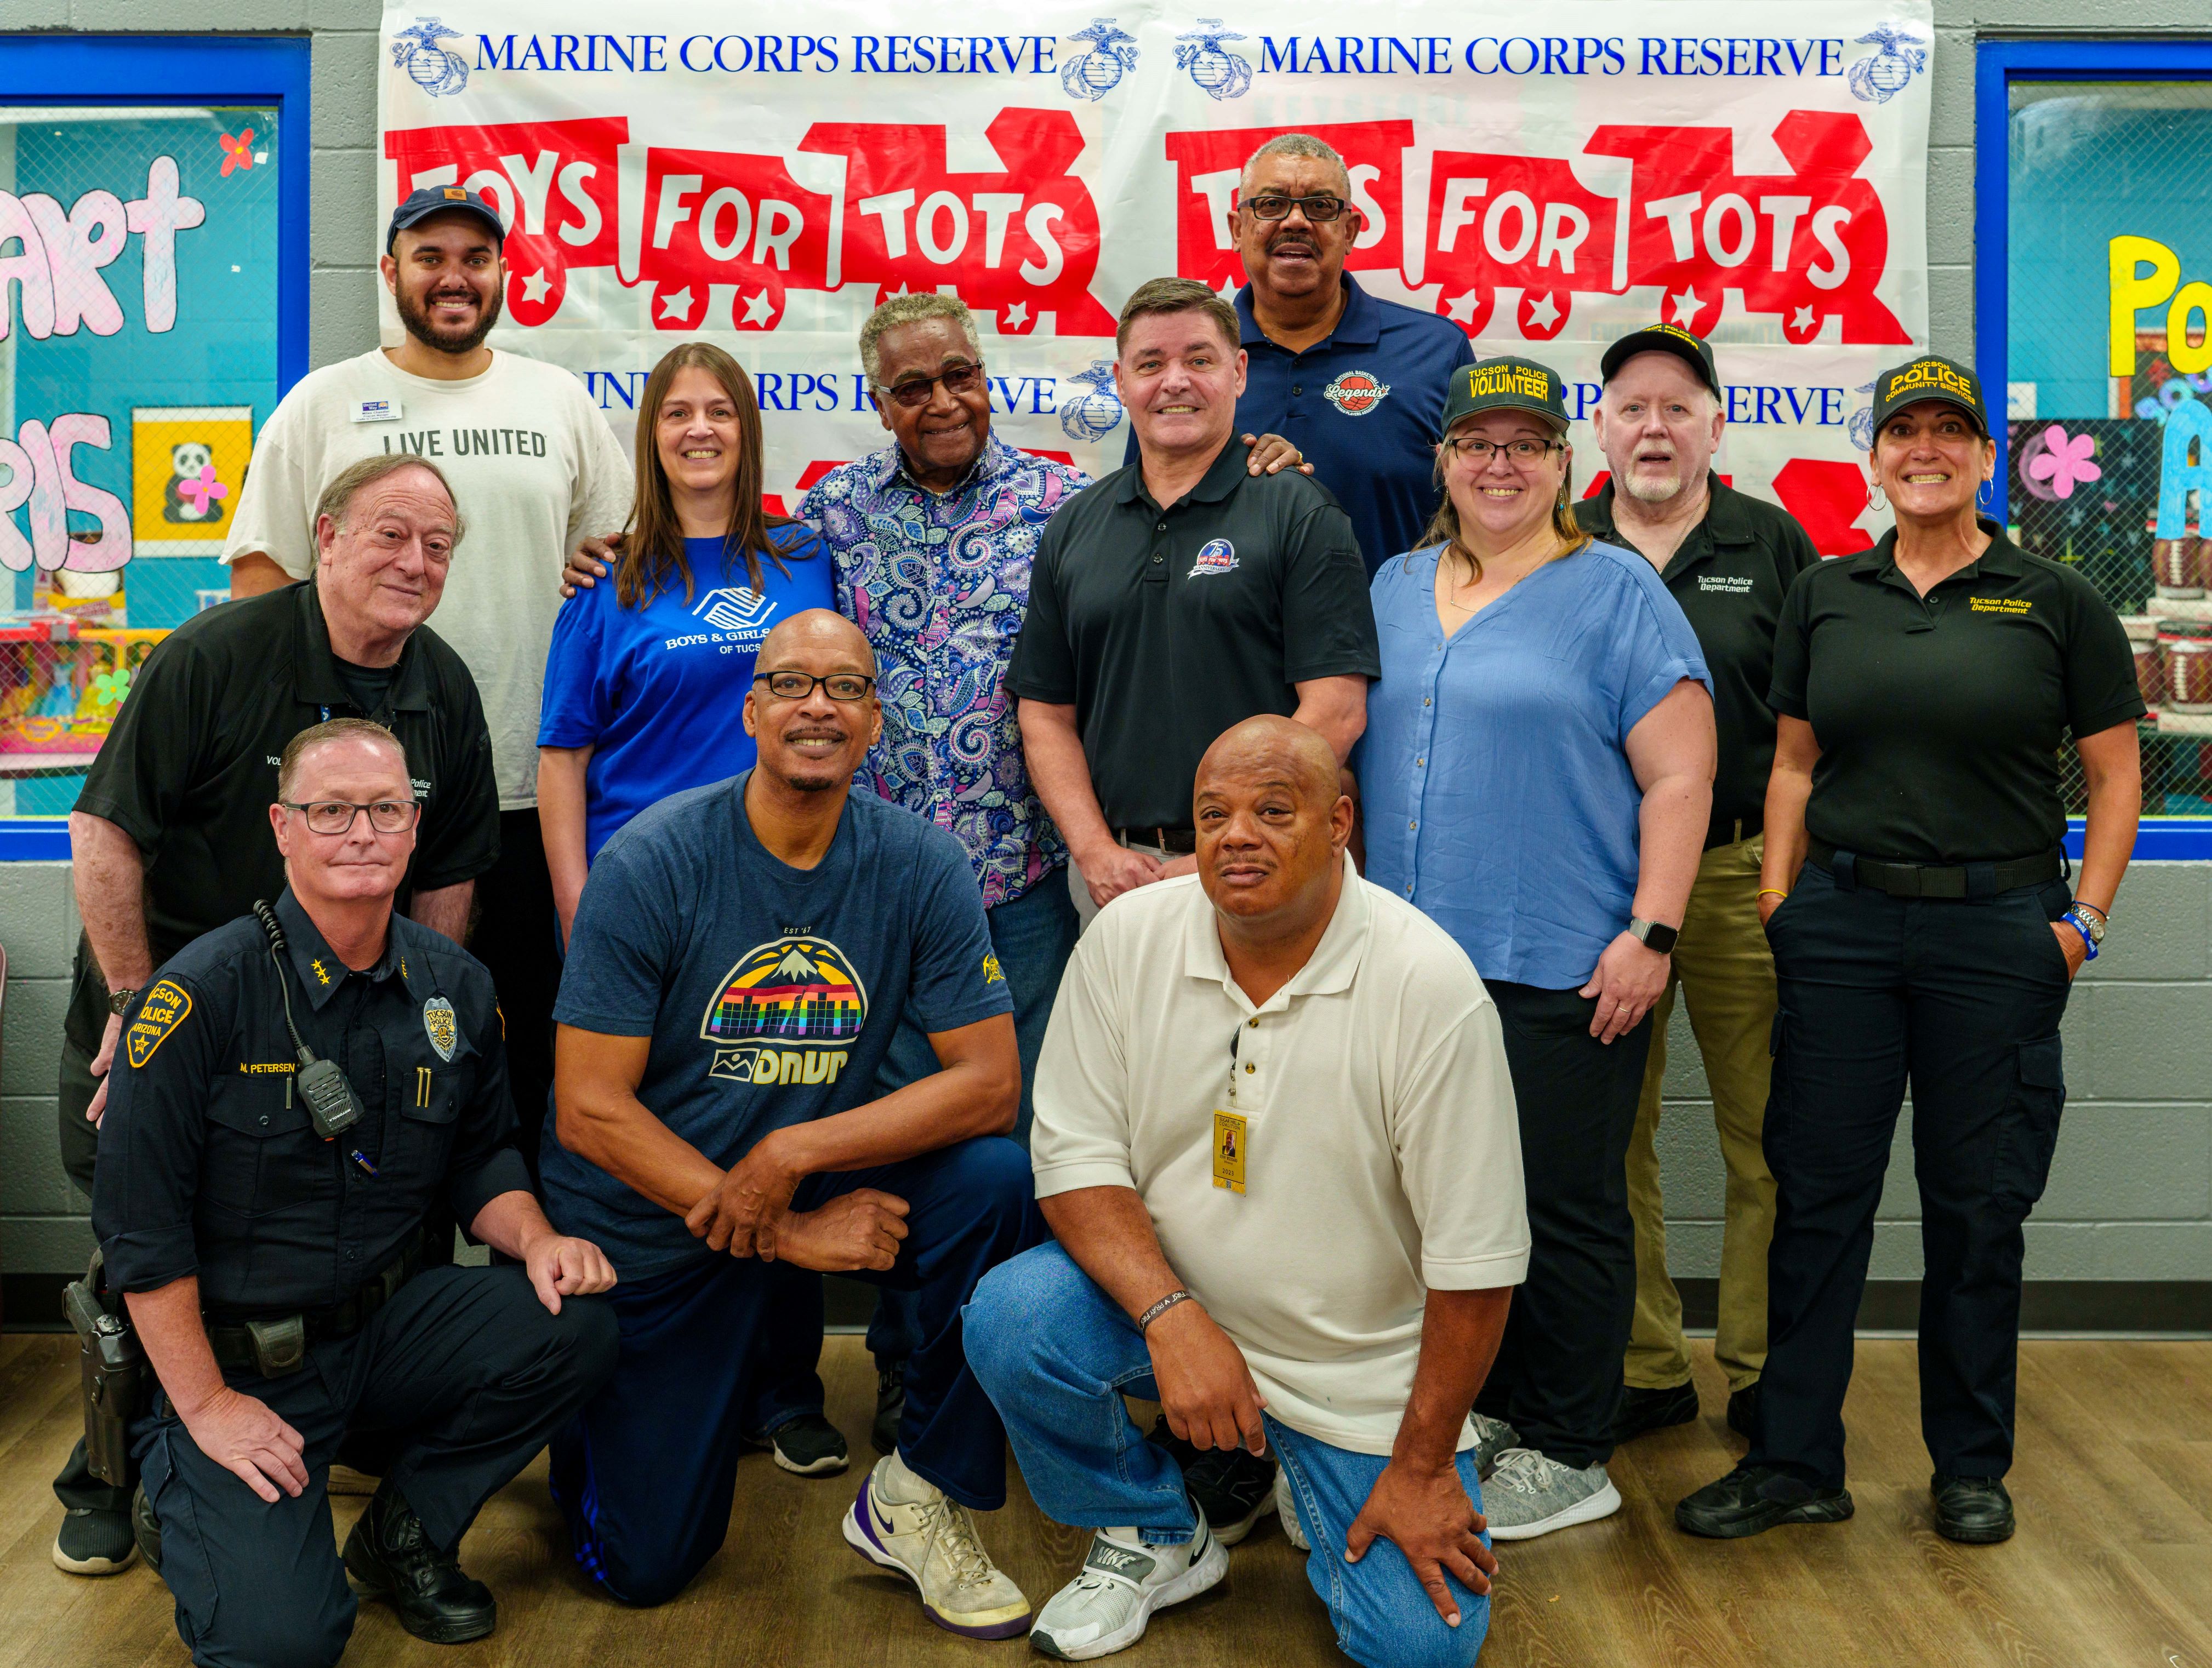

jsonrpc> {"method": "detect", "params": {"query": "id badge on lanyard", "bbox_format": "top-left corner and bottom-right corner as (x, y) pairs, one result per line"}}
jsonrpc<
(1213, 1025), (1248, 1194)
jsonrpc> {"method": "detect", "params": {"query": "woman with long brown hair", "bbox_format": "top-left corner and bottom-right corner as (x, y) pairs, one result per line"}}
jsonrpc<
(539, 341), (831, 942)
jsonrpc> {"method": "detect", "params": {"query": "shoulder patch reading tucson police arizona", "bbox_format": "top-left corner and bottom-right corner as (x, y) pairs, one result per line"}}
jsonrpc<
(126, 980), (193, 1069)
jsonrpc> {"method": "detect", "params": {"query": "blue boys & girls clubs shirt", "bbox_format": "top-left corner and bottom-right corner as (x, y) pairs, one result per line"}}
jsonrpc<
(1359, 541), (1711, 991)
(1124, 277), (1475, 575)
(537, 528), (833, 859)
(541, 775), (1014, 1278)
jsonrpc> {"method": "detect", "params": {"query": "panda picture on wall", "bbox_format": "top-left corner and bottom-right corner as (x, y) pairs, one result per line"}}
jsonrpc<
(162, 440), (225, 525)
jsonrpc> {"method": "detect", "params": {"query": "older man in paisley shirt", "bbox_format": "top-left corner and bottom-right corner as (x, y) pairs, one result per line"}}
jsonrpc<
(797, 294), (1305, 1453)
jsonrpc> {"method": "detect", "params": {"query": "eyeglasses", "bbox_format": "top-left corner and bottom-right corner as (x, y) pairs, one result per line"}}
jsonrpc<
(284, 799), (421, 835)
(878, 362), (985, 410)
(1240, 193), (1347, 223)
(1443, 436), (1564, 465)
(754, 671), (877, 702)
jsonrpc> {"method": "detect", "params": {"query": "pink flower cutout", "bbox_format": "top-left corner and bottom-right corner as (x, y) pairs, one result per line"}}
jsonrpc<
(178, 465), (229, 513)
(2025, 425), (2100, 500)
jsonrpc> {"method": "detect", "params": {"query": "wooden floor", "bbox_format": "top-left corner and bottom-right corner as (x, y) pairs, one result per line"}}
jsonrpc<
(1, 1333), (2208, 1668)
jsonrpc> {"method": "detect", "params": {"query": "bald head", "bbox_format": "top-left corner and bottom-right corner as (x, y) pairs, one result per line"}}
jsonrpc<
(1195, 716), (1352, 939)
(743, 607), (882, 796)
(759, 607), (877, 675)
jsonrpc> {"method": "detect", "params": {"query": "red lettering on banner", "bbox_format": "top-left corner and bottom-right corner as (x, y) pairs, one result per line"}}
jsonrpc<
(1770, 456), (1873, 555)
(636, 148), (835, 331)
(383, 117), (627, 328)
(1426, 153), (1616, 341)
(1162, 121), (1412, 294)
(801, 110), (1115, 336)
(1582, 112), (1911, 346)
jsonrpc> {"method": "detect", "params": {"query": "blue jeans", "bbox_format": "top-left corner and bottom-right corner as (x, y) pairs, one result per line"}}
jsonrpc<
(965, 1243), (1492, 1668)
(869, 872), (1078, 1364)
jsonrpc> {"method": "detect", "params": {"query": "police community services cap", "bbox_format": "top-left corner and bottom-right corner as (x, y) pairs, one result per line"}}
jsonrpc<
(1869, 354), (1989, 436)
(386, 185), (505, 253)
(1600, 323), (1721, 399)
(1439, 356), (1571, 440)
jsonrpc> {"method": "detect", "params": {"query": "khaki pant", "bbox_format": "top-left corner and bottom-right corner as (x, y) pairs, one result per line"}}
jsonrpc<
(1626, 833), (1778, 1393)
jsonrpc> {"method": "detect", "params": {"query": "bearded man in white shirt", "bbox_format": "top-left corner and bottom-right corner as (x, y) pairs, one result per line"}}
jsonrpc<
(965, 716), (1529, 1667)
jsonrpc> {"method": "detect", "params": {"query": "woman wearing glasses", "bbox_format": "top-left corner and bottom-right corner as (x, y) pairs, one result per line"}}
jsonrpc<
(537, 341), (842, 1480)
(1356, 357), (1716, 1541)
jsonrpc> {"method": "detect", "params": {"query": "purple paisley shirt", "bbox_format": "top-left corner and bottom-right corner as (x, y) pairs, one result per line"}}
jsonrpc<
(798, 433), (1089, 908)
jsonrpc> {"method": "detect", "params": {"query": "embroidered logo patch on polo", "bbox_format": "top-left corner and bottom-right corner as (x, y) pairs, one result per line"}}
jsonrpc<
(1188, 538), (1238, 578)
(126, 980), (193, 1070)
(1322, 371), (1392, 415)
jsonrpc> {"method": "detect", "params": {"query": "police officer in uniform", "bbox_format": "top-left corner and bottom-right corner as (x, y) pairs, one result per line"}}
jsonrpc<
(1675, 357), (2142, 1545)
(94, 719), (618, 1664)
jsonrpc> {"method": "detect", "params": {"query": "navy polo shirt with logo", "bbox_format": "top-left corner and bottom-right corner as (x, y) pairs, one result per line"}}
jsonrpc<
(1127, 276), (1475, 574)
(1009, 438), (1379, 831)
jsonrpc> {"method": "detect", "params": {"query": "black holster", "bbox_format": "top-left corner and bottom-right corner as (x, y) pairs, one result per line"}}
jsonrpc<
(63, 1250), (147, 1489)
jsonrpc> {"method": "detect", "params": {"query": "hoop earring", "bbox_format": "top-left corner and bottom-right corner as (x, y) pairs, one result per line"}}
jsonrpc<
(1867, 479), (1888, 512)
(1977, 478), (1994, 510)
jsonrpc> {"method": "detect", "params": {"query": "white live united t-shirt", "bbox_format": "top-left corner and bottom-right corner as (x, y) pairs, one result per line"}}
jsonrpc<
(1030, 855), (1531, 1456)
(224, 348), (634, 809)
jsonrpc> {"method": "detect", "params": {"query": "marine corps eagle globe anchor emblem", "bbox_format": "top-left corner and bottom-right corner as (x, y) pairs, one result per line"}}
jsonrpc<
(1177, 19), (1253, 99)
(1061, 20), (1141, 101)
(391, 19), (471, 97)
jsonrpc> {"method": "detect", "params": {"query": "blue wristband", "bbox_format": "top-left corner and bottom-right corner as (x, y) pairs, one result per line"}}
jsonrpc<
(2060, 909), (2100, 961)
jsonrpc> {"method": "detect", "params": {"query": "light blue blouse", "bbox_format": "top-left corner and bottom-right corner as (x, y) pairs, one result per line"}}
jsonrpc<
(1359, 540), (1711, 990)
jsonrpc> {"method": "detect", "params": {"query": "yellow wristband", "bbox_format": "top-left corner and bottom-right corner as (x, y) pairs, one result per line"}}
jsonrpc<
(1758, 888), (1790, 900)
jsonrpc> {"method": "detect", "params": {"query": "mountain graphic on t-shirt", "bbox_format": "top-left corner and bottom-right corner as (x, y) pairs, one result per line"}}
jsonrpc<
(700, 935), (869, 1044)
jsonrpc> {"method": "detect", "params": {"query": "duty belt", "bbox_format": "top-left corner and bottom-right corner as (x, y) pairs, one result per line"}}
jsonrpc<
(1809, 839), (2063, 900)
(1115, 826), (1198, 855)
(204, 1232), (429, 1378)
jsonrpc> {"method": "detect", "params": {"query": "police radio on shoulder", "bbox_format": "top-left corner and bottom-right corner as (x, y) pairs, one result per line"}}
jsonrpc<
(254, 900), (367, 1140)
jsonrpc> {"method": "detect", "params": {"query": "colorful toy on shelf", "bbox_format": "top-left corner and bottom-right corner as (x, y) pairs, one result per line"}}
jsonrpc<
(0, 624), (168, 766)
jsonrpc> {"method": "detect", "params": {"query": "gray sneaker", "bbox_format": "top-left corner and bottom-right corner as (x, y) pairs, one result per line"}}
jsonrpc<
(1482, 1449), (1622, 1541)
(1472, 1413), (1518, 1481)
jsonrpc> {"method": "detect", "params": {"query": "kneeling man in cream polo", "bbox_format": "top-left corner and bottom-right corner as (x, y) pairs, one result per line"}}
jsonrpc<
(965, 715), (1529, 1667)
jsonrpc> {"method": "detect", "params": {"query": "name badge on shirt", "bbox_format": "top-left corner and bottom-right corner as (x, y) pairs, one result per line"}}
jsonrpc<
(1212, 1110), (1247, 1194)
(351, 398), (402, 424)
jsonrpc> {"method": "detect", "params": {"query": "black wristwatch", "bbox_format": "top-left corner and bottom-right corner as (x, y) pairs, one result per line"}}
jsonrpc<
(106, 986), (141, 1016)
(1628, 917), (1679, 955)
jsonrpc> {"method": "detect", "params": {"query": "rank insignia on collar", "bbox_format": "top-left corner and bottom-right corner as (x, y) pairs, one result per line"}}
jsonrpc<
(423, 995), (458, 1062)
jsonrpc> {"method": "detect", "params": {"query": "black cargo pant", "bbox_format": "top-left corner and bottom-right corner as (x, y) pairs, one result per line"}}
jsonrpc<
(1472, 980), (1653, 1470)
(1748, 855), (2074, 1490)
(133, 1265), (617, 1668)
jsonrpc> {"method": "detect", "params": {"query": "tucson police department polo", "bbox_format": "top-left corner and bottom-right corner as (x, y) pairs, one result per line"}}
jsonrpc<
(1008, 438), (1379, 832)
(74, 580), (503, 967)
(1576, 477), (1821, 844)
(1769, 519), (2145, 865)
(1122, 277), (1475, 574)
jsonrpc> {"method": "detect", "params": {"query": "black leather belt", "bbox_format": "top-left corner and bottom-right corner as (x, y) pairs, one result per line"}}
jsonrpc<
(1706, 810), (1764, 851)
(1808, 839), (2062, 899)
(205, 1233), (427, 1377)
(1115, 826), (1197, 855)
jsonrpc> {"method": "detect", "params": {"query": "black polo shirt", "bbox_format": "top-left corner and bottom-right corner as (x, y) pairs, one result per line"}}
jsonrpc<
(93, 888), (528, 1312)
(1008, 438), (1379, 830)
(1576, 478), (1820, 840)
(1768, 519), (2144, 864)
(75, 582), (501, 967)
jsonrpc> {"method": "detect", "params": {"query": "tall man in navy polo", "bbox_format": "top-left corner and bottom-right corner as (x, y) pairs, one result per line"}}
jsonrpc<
(1131, 133), (1475, 572)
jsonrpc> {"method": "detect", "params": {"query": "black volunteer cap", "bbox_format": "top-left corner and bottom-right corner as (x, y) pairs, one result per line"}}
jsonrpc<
(1600, 323), (1721, 399)
(386, 185), (505, 253)
(1869, 355), (1988, 436)
(1439, 356), (1571, 441)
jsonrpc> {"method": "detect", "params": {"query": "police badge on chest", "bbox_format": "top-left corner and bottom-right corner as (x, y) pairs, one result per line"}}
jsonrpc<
(423, 996), (458, 1062)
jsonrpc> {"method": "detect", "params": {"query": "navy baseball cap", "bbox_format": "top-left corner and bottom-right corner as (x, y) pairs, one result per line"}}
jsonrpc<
(386, 185), (505, 253)
(1439, 356), (1571, 439)
(1869, 355), (1989, 436)
(1600, 323), (1721, 399)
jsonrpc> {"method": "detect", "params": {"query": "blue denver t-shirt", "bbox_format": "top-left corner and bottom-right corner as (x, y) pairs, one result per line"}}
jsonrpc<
(540, 774), (1013, 1278)
(538, 527), (834, 859)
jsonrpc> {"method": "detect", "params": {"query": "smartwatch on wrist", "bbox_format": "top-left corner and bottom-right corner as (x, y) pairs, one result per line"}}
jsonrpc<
(106, 987), (141, 1017)
(1628, 917), (1679, 955)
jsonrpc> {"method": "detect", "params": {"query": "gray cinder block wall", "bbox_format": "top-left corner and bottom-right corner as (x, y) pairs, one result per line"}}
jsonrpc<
(3, 1), (2210, 1305)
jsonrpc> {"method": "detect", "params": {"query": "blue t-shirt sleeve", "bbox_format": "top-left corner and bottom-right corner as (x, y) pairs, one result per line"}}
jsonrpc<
(538, 582), (618, 749)
(906, 830), (1017, 1035)
(552, 831), (680, 1037)
(1607, 557), (1712, 746)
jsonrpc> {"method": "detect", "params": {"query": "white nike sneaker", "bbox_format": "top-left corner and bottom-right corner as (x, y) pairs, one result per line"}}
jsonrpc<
(1030, 1517), (1228, 1661)
(1273, 1467), (1310, 1552)
(842, 1452), (1031, 1638)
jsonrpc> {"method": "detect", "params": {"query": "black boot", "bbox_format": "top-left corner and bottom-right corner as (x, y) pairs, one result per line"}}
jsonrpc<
(1931, 1475), (2014, 1544)
(342, 1483), (497, 1643)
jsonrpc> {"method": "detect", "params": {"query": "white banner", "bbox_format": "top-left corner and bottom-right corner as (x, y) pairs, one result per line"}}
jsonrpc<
(378, 0), (1931, 551)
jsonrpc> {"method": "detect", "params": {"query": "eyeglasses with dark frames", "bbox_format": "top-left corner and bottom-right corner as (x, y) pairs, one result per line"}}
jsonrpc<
(1240, 193), (1347, 223)
(283, 799), (422, 835)
(1443, 436), (1564, 465)
(753, 671), (878, 702)
(878, 361), (986, 410)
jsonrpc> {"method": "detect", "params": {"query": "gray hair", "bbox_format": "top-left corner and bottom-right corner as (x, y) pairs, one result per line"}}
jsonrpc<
(859, 293), (983, 387)
(1240, 133), (1352, 196)
(312, 453), (465, 551)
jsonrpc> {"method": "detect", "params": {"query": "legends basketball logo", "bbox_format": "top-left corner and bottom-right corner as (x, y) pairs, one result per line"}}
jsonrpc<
(702, 935), (869, 1084)
(1322, 371), (1391, 416)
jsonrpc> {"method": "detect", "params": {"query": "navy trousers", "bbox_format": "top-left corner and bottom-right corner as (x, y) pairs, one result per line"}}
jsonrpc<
(1750, 857), (2074, 1489)
(549, 1136), (1044, 1606)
